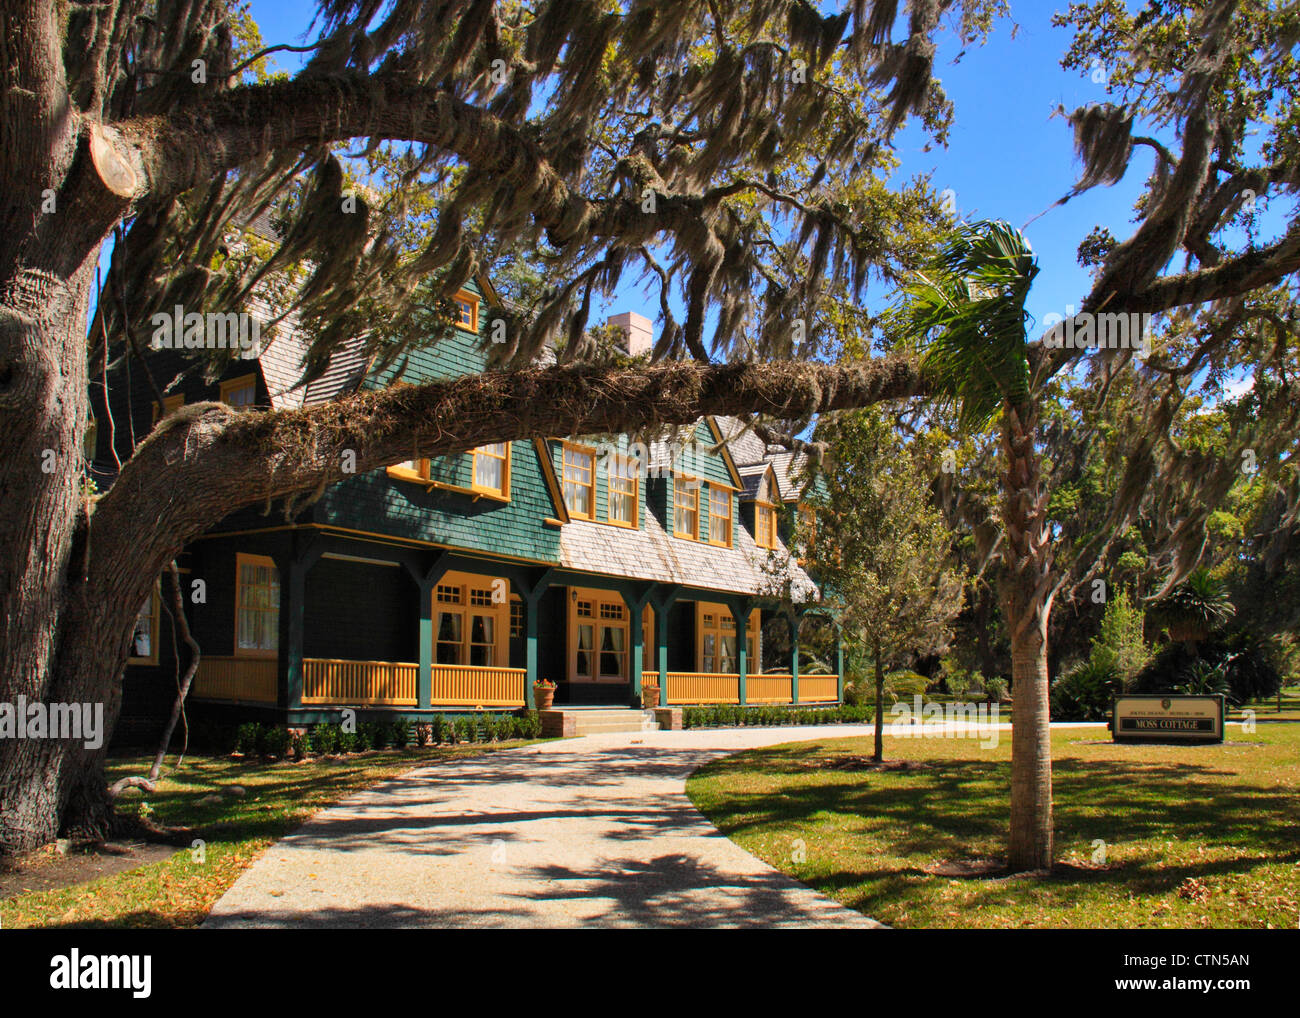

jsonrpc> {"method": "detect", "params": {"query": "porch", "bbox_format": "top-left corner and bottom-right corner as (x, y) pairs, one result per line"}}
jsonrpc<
(186, 537), (842, 714)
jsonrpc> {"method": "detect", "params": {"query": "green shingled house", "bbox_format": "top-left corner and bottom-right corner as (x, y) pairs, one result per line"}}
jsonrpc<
(103, 280), (841, 738)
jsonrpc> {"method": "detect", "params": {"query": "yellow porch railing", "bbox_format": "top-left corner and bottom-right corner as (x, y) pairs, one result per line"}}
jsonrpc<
(192, 656), (278, 704)
(799, 674), (839, 703)
(431, 664), (526, 707)
(665, 672), (740, 704)
(303, 658), (418, 705)
(747, 673), (794, 704)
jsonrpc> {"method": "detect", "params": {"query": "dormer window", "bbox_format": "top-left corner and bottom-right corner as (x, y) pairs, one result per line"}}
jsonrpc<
(472, 443), (509, 497)
(607, 455), (638, 527)
(453, 290), (479, 332)
(674, 477), (700, 538)
(220, 374), (257, 410)
(562, 443), (595, 519)
(755, 503), (777, 549)
(707, 483), (732, 547)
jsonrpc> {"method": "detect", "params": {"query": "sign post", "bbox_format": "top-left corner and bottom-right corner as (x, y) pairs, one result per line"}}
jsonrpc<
(1110, 694), (1225, 745)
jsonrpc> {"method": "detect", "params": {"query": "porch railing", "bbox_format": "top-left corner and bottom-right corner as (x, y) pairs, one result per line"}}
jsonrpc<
(747, 673), (794, 703)
(192, 656), (278, 704)
(664, 672), (740, 704)
(431, 664), (526, 707)
(799, 674), (839, 703)
(303, 658), (418, 705)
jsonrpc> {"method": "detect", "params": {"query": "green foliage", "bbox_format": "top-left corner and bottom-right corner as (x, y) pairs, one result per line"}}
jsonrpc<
(898, 219), (1038, 429)
(1153, 569), (1236, 640)
(682, 704), (874, 729)
(233, 723), (261, 756)
(260, 726), (291, 758)
(391, 719), (413, 749)
(1135, 631), (1284, 705)
(1090, 587), (1151, 685)
(984, 676), (1009, 702)
(1050, 658), (1122, 721)
(883, 670), (930, 701)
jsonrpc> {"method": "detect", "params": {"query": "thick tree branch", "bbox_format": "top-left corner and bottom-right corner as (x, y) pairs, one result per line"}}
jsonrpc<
(86, 354), (926, 610)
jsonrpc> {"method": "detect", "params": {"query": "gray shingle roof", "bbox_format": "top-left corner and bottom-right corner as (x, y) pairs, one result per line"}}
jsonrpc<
(558, 508), (818, 601)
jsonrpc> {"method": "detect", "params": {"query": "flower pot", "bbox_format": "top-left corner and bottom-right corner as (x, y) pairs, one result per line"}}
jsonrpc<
(534, 686), (555, 710)
(641, 686), (660, 709)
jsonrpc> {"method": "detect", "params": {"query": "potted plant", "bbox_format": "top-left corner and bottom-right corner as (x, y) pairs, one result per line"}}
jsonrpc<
(533, 678), (557, 710)
(641, 684), (660, 709)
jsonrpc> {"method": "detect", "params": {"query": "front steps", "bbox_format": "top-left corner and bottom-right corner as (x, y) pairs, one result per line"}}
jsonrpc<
(540, 707), (660, 738)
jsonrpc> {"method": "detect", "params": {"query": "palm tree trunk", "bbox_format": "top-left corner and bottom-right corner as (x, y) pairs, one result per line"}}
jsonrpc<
(1000, 401), (1055, 871)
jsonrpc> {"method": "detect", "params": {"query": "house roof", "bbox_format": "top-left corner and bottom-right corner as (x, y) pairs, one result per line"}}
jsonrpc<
(557, 508), (818, 601)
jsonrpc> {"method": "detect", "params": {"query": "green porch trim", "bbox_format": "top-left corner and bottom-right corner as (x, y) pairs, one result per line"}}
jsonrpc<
(283, 536), (324, 711)
(620, 582), (654, 707)
(652, 585), (682, 706)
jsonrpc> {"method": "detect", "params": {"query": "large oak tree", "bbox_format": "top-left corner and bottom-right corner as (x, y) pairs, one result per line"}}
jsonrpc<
(0, 0), (1295, 873)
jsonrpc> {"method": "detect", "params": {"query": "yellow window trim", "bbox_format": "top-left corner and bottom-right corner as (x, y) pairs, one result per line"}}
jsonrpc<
(152, 393), (185, 424)
(567, 586), (630, 683)
(128, 581), (161, 666)
(561, 441), (597, 521)
(234, 552), (279, 659)
(754, 499), (778, 550)
(432, 569), (510, 666)
(706, 482), (733, 548)
(470, 442), (511, 499)
(220, 373), (258, 410)
(453, 290), (480, 333)
(673, 473), (701, 540)
(694, 602), (758, 673)
(605, 453), (639, 528)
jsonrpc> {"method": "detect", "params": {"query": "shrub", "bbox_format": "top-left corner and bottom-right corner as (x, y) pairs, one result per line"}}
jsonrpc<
(336, 728), (358, 753)
(290, 729), (310, 759)
(371, 721), (391, 750)
(985, 676), (1009, 703)
(260, 725), (292, 758)
(454, 717), (473, 743)
(1134, 630), (1282, 704)
(354, 723), (375, 751)
(1050, 658), (1121, 721)
(883, 670), (929, 702)
(391, 719), (413, 749)
(432, 714), (448, 744)
(234, 722), (261, 755)
(310, 723), (340, 755)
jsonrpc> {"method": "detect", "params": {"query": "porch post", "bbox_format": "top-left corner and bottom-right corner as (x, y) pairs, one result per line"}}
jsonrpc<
(524, 595), (539, 708)
(656, 602), (671, 707)
(734, 600), (749, 706)
(285, 558), (306, 711)
(789, 608), (801, 705)
(417, 581), (433, 709)
(836, 631), (845, 703)
(283, 537), (322, 712)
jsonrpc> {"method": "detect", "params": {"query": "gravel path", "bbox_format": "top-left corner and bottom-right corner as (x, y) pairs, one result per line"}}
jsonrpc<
(203, 720), (1101, 929)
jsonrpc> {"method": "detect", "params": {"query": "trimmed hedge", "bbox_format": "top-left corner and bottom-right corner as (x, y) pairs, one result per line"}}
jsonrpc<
(682, 703), (876, 729)
(191, 712), (543, 760)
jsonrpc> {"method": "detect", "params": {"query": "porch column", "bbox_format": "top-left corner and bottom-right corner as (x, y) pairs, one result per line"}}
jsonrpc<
(835, 624), (845, 703)
(417, 580), (433, 709)
(283, 538), (322, 712)
(657, 603), (671, 707)
(524, 596), (539, 708)
(789, 609), (802, 705)
(734, 600), (749, 706)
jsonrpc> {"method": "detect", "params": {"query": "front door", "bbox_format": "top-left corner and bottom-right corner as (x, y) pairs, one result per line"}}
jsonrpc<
(567, 587), (630, 702)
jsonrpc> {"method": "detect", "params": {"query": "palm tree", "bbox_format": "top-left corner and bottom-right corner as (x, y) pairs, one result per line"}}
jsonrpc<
(1154, 568), (1235, 645)
(900, 220), (1055, 871)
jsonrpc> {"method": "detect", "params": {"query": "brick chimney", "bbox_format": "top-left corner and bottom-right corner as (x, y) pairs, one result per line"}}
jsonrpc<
(607, 311), (653, 356)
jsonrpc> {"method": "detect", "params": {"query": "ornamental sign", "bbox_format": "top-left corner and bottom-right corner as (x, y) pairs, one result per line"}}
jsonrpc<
(1111, 694), (1225, 744)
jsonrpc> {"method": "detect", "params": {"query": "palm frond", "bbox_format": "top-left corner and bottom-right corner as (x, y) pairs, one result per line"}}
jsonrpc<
(898, 220), (1039, 431)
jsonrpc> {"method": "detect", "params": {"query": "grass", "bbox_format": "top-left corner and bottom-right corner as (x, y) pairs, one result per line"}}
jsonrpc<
(687, 722), (1300, 928)
(0, 741), (541, 929)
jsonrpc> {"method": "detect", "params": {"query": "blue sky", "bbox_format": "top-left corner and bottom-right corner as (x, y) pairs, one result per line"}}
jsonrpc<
(239, 3), (1171, 339)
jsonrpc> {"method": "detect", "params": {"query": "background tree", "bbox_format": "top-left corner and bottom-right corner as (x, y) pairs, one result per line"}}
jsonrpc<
(807, 408), (965, 762)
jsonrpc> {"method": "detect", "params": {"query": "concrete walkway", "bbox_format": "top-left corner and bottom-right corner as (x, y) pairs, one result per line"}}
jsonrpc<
(203, 720), (1100, 929)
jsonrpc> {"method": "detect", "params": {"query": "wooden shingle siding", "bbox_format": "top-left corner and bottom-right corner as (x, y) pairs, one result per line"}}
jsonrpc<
(303, 558), (418, 662)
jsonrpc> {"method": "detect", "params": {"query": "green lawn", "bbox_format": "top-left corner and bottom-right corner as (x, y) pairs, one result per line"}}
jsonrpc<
(687, 723), (1300, 928)
(1, 742), (541, 929)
